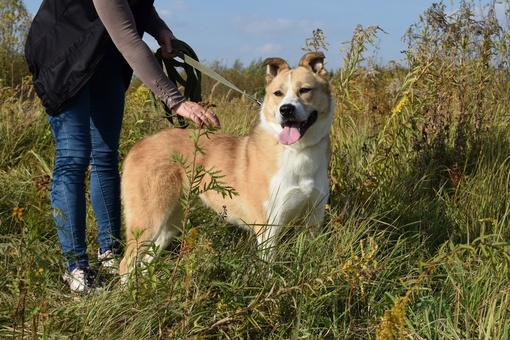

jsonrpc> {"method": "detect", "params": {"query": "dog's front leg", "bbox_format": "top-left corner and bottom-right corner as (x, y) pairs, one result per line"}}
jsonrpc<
(255, 224), (281, 263)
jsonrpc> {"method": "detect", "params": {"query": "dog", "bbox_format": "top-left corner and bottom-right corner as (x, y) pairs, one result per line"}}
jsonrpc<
(118, 52), (335, 280)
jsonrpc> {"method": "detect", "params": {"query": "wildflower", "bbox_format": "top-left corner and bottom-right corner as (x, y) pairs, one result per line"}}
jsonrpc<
(12, 207), (25, 220)
(392, 95), (408, 115)
(376, 296), (409, 340)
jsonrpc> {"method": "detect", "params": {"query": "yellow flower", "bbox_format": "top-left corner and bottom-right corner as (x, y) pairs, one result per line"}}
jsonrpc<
(392, 95), (408, 115)
(376, 296), (409, 340)
(12, 207), (25, 219)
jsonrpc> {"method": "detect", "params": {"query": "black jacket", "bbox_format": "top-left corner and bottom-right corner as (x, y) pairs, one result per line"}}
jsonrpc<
(25, 0), (154, 115)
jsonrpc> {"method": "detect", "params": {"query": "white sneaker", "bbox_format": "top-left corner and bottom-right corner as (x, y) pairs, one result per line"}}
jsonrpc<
(63, 267), (102, 293)
(98, 249), (120, 274)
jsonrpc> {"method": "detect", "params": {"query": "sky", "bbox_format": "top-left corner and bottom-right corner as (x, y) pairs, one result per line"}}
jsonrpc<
(23, 0), (506, 71)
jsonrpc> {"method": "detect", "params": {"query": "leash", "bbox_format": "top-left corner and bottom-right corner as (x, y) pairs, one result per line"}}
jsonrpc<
(176, 48), (263, 107)
(154, 39), (262, 127)
(155, 40), (199, 128)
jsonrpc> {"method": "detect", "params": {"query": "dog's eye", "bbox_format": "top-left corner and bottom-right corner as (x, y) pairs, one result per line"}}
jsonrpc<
(274, 90), (283, 97)
(299, 87), (312, 94)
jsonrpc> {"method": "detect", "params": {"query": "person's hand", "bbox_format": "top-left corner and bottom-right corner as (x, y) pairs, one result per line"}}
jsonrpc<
(159, 29), (177, 59)
(172, 101), (221, 129)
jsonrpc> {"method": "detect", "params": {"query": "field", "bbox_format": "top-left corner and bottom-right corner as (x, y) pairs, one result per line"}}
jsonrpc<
(1, 2), (510, 339)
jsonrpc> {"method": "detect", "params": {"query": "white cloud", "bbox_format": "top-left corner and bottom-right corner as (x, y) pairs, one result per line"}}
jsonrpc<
(257, 43), (284, 55)
(231, 15), (321, 38)
(156, 0), (189, 22)
(241, 17), (292, 35)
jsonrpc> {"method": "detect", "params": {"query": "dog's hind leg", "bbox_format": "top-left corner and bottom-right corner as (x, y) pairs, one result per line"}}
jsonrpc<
(119, 206), (182, 283)
(141, 207), (183, 265)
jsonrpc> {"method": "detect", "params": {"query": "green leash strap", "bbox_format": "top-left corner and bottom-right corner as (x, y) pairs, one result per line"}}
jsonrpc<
(178, 52), (262, 106)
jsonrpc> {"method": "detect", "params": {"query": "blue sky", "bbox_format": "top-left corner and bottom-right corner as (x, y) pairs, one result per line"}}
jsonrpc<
(23, 1), (505, 71)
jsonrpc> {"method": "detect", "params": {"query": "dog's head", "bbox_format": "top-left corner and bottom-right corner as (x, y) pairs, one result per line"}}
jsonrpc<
(260, 52), (334, 147)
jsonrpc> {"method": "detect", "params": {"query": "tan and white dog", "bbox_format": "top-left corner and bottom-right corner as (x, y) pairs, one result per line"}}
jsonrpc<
(119, 52), (335, 279)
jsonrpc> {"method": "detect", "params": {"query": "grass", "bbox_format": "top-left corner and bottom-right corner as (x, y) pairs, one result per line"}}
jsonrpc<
(2, 1), (510, 338)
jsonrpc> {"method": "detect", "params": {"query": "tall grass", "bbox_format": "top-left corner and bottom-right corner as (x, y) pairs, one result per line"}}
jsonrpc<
(1, 1), (510, 338)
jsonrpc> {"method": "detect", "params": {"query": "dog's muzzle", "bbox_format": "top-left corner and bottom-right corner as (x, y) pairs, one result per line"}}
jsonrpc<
(278, 104), (318, 145)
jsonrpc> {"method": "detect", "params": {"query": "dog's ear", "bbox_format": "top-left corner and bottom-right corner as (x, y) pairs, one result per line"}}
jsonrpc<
(299, 52), (327, 78)
(263, 57), (289, 84)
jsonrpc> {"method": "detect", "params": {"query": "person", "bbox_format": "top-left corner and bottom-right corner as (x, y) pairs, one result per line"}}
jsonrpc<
(25, 0), (221, 292)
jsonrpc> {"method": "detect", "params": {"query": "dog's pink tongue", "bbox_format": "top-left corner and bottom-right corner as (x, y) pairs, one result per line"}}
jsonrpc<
(278, 122), (301, 145)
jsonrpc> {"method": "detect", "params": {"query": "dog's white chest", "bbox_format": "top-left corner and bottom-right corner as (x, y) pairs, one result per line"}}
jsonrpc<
(265, 142), (329, 225)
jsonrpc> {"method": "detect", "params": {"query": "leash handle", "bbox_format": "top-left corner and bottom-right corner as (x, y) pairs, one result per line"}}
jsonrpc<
(154, 40), (204, 128)
(153, 39), (262, 127)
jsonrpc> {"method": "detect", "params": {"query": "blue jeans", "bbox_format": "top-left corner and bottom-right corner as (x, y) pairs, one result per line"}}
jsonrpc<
(48, 56), (125, 271)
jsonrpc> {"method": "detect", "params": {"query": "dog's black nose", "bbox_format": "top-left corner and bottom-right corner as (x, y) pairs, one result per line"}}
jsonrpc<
(279, 104), (295, 117)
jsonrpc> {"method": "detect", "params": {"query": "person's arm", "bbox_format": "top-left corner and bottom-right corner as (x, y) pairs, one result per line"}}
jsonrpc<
(92, 0), (219, 128)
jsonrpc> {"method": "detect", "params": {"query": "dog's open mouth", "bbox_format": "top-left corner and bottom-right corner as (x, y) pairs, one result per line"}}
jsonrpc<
(278, 111), (318, 145)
